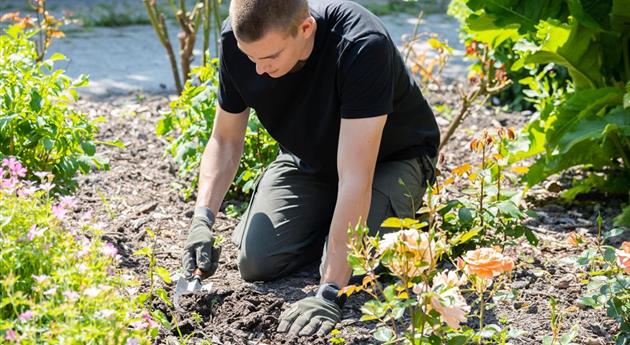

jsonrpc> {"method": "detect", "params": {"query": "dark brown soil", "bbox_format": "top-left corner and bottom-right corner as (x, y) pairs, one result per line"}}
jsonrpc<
(71, 86), (625, 345)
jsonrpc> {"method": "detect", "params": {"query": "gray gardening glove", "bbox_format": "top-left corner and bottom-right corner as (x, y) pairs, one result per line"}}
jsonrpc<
(277, 284), (344, 337)
(181, 207), (221, 280)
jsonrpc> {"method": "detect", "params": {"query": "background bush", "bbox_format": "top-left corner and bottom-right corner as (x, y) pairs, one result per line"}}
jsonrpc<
(0, 25), (117, 194)
(450, 0), (630, 225)
(157, 58), (278, 204)
(0, 160), (153, 344)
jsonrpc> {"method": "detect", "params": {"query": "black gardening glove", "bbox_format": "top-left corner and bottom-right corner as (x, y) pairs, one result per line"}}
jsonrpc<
(181, 207), (221, 279)
(277, 284), (344, 337)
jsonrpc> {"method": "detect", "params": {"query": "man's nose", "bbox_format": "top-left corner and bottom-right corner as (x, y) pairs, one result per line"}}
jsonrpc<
(255, 63), (268, 75)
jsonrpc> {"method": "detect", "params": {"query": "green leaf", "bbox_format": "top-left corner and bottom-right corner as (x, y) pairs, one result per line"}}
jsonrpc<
(155, 287), (172, 307)
(373, 327), (395, 342)
(458, 207), (474, 225)
(151, 309), (172, 330)
(566, 0), (612, 31)
(383, 285), (396, 302)
(604, 246), (618, 263)
(446, 335), (469, 345)
(155, 267), (172, 284)
(464, 14), (521, 48)
(29, 90), (42, 112)
(451, 227), (481, 246)
(577, 248), (597, 266)
(524, 228), (539, 245)
(96, 139), (126, 149)
(81, 141), (96, 156)
(526, 88), (628, 186)
(615, 204), (630, 227)
(465, 0), (568, 33)
(381, 217), (404, 228)
(48, 52), (67, 61)
(497, 200), (524, 218)
(133, 247), (151, 257)
(604, 227), (626, 239)
(525, 19), (604, 90)
(0, 114), (16, 133)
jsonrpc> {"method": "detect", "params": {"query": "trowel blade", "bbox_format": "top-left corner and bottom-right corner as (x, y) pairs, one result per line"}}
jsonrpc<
(172, 275), (213, 309)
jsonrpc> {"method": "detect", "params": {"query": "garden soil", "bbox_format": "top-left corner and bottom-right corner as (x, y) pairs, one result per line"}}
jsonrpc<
(69, 88), (626, 345)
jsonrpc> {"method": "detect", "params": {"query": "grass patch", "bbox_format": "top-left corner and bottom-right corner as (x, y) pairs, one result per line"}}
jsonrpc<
(74, 3), (151, 28)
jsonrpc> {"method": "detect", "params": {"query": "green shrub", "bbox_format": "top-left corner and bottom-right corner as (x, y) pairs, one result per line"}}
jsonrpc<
(0, 158), (154, 344)
(450, 0), (630, 225)
(573, 216), (630, 343)
(0, 25), (118, 194)
(157, 58), (278, 203)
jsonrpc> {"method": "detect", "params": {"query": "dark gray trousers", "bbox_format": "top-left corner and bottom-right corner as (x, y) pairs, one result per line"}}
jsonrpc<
(231, 153), (435, 282)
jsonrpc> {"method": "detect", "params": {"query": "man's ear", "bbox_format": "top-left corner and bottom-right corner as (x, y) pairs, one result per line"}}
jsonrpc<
(298, 16), (316, 38)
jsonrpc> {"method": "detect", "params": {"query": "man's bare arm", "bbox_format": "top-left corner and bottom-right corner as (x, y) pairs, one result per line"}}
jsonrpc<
(320, 114), (387, 288)
(195, 105), (250, 216)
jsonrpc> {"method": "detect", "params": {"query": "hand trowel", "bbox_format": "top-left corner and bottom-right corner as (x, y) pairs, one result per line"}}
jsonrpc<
(173, 268), (214, 309)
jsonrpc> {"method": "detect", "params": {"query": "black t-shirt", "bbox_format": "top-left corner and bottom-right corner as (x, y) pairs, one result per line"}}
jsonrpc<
(218, 0), (440, 179)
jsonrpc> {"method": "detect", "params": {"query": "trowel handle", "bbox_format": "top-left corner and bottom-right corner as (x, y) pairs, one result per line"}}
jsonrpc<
(192, 268), (204, 281)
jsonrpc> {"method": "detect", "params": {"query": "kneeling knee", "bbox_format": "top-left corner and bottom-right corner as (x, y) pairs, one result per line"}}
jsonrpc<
(237, 250), (280, 282)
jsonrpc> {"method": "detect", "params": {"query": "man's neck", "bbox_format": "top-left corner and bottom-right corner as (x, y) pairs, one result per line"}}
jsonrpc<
(290, 20), (317, 73)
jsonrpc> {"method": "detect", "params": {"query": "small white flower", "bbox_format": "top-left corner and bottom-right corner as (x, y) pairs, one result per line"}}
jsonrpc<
(83, 287), (101, 297)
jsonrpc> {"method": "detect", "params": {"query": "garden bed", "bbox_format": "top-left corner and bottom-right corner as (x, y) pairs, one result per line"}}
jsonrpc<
(68, 89), (625, 345)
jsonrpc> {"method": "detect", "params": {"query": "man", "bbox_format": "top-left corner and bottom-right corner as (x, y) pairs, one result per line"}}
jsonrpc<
(181, 0), (439, 338)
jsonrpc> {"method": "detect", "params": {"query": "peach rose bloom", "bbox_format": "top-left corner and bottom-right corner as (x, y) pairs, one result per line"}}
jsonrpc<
(433, 270), (467, 288)
(616, 242), (630, 274)
(412, 270), (470, 329)
(430, 271), (470, 328)
(461, 248), (514, 279)
(380, 230), (436, 277)
(430, 290), (469, 329)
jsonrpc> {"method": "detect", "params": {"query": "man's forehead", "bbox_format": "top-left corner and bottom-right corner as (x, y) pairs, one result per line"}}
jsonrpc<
(236, 32), (288, 59)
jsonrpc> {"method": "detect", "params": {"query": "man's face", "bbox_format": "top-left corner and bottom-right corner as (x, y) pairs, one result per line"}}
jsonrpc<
(236, 17), (316, 78)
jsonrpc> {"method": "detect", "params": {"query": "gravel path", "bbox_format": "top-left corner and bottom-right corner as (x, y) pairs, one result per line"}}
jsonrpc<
(1, 0), (467, 98)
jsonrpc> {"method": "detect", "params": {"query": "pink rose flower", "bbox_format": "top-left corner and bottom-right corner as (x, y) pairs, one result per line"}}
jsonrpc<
(616, 242), (630, 274)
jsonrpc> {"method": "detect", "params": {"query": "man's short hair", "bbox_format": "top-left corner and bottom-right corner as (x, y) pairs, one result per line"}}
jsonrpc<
(229, 0), (310, 42)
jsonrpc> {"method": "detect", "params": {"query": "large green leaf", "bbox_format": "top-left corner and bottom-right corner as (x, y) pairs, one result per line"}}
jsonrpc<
(547, 87), (625, 150)
(611, 0), (630, 34)
(526, 99), (630, 185)
(465, 14), (522, 48)
(567, 0), (613, 31)
(525, 19), (604, 90)
(466, 0), (568, 33)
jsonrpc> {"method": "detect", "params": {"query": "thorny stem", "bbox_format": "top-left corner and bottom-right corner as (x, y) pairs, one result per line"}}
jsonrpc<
(203, 0), (210, 66)
(418, 283), (427, 344)
(496, 139), (502, 202)
(403, 9), (424, 64)
(212, 0), (221, 55)
(479, 144), (486, 230)
(478, 295), (485, 345)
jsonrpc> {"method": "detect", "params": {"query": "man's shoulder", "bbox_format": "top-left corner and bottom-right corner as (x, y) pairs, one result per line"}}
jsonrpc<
(319, 0), (390, 44)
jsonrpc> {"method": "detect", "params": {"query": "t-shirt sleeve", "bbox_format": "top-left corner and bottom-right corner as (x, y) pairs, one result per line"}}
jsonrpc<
(338, 35), (394, 119)
(217, 37), (248, 114)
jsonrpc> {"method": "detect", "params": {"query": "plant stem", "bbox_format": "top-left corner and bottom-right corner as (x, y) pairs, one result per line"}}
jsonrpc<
(212, 0), (222, 56)
(478, 291), (485, 345)
(403, 9), (424, 64)
(479, 145), (486, 230)
(202, 0), (210, 66)
(611, 130), (630, 175)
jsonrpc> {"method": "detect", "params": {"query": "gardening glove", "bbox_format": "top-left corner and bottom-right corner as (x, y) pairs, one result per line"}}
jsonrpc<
(277, 283), (344, 337)
(181, 206), (221, 280)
